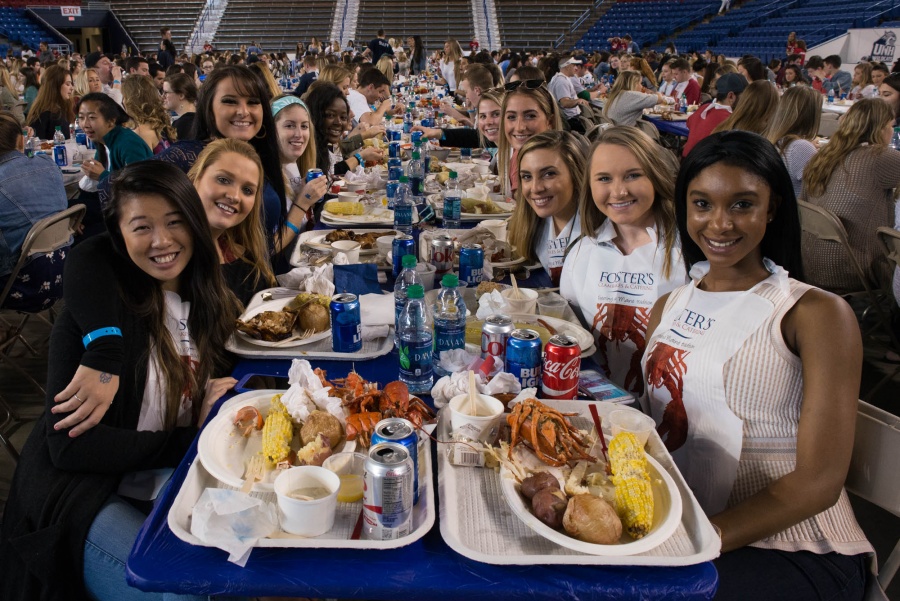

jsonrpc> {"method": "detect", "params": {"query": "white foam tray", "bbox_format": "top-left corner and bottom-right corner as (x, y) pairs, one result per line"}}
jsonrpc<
(168, 390), (435, 549)
(437, 399), (721, 566)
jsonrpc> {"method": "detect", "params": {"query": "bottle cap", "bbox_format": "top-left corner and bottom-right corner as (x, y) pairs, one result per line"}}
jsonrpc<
(400, 175), (409, 183)
(55, 126), (61, 130)
(442, 273), (459, 287)
(402, 254), (417, 268)
(449, 170), (458, 178)
(407, 284), (424, 298)
(412, 151), (420, 159)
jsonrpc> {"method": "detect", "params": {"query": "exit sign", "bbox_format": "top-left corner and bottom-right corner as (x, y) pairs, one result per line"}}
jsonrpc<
(60, 6), (81, 17)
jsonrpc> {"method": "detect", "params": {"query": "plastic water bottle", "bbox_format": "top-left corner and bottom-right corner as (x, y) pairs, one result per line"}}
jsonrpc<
(421, 142), (431, 174)
(680, 93), (688, 114)
(52, 126), (67, 166)
(386, 177), (399, 209)
(432, 274), (466, 377)
(403, 108), (414, 134)
(393, 175), (414, 235)
(394, 253), (423, 345)
(827, 87), (835, 104)
(398, 284), (433, 394)
(891, 127), (900, 151)
(407, 150), (425, 206)
(443, 170), (462, 229)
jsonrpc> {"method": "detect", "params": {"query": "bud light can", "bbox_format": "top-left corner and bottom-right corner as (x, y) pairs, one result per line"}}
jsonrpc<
(53, 144), (67, 167)
(506, 329), (542, 388)
(392, 234), (416, 277)
(430, 234), (454, 278)
(481, 314), (514, 361)
(305, 168), (324, 183)
(458, 244), (483, 286)
(389, 141), (400, 159)
(388, 128), (401, 142)
(541, 334), (581, 400)
(362, 442), (414, 540)
(330, 293), (362, 353)
(386, 180), (399, 209)
(460, 147), (472, 162)
(371, 417), (420, 504)
(388, 158), (403, 181)
(410, 130), (423, 145)
(75, 130), (86, 146)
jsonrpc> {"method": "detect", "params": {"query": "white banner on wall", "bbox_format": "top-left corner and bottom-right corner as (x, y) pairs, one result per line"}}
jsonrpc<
(845, 28), (896, 64)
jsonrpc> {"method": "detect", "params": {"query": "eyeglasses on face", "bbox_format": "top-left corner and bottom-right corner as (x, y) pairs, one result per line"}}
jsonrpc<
(503, 79), (545, 91)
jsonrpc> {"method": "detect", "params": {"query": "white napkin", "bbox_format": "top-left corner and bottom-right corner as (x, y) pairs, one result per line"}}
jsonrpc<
(190, 488), (279, 566)
(359, 293), (394, 326)
(343, 166), (383, 189)
(475, 290), (510, 320)
(276, 264), (335, 297)
(431, 371), (522, 407)
(464, 183), (492, 201)
(281, 359), (347, 426)
(331, 252), (350, 266)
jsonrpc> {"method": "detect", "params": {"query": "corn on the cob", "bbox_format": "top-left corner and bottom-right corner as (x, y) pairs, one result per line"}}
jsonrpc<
(324, 201), (365, 215)
(262, 395), (293, 468)
(608, 431), (654, 539)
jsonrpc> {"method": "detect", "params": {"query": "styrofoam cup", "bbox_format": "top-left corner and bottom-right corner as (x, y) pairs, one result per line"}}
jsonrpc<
(501, 287), (538, 314)
(448, 393), (505, 442)
(338, 191), (361, 203)
(274, 466), (340, 536)
(481, 219), (508, 242)
(416, 262), (437, 291)
(608, 409), (656, 447)
(331, 239), (361, 263)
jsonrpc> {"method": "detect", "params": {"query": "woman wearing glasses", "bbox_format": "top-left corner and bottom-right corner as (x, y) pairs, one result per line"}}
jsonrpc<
(497, 79), (563, 198)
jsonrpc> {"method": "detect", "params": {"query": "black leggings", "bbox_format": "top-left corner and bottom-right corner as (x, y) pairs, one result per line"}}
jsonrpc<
(714, 547), (868, 601)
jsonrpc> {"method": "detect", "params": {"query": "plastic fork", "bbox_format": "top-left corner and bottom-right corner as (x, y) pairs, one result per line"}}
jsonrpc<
(240, 454), (266, 494)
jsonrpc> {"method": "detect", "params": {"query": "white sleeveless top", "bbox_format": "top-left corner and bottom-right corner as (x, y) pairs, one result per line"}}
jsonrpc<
(642, 260), (872, 554)
(561, 220), (686, 395)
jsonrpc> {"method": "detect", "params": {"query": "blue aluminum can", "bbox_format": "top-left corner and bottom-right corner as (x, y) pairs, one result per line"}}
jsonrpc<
(460, 147), (472, 161)
(410, 130), (423, 145)
(389, 141), (400, 159)
(388, 158), (403, 181)
(75, 131), (86, 146)
(53, 144), (67, 167)
(371, 417), (420, 504)
(386, 180), (399, 209)
(392, 234), (416, 277)
(388, 128), (402, 142)
(506, 328), (542, 388)
(458, 244), (484, 287)
(305, 168), (324, 183)
(331, 293), (362, 353)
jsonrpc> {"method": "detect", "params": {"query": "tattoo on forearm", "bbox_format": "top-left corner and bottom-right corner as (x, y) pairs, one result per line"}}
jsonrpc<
(99, 372), (112, 384)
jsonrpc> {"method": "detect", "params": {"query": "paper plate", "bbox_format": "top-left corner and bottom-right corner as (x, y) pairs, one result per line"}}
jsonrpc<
(235, 297), (331, 348)
(499, 451), (682, 556)
(300, 230), (394, 256)
(320, 205), (418, 227)
(197, 391), (355, 493)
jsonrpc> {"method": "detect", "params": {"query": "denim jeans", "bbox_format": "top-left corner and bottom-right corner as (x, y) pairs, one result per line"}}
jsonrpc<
(83, 493), (210, 601)
(714, 547), (867, 600)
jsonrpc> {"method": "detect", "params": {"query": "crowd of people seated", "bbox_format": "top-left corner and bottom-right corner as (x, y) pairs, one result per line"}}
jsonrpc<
(1, 21), (898, 601)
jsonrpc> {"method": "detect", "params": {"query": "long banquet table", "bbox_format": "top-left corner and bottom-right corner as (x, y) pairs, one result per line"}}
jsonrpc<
(126, 353), (718, 600)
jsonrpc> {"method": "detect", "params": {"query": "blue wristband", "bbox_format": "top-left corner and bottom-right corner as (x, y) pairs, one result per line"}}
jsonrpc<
(82, 327), (123, 348)
(285, 221), (301, 234)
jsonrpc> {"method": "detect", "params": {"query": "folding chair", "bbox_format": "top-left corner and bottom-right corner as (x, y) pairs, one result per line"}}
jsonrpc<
(0, 204), (85, 461)
(846, 400), (900, 599)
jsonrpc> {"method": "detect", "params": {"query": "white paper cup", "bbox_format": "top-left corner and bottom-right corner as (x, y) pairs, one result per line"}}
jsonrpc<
(608, 409), (657, 447)
(537, 293), (568, 319)
(274, 466), (340, 536)
(448, 393), (505, 442)
(481, 219), (508, 242)
(376, 235), (395, 260)
(337, 191), (361, 203)
(416, 262), (437, 291)
(501, 287), (538, 314)
(331, 240), (361, 263)
(322, 452), (367, 503)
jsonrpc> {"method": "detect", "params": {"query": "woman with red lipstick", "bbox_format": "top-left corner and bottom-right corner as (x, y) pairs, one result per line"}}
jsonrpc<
(1, 162), (240, 601)
(643, 130), (871, 600)
(561, 126), (686, 395)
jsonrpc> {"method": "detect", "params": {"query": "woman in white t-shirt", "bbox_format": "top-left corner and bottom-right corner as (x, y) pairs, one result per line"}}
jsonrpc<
(561, 126), (686, 394)
(507, 130), (588, 287)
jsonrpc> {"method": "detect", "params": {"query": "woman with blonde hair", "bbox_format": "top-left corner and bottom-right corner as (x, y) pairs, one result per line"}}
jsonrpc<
(248, 61), (282, 100)
(764, 85), (822, 197)
(602, 70), (669, 127)
(561, 126), (686, 394)
(439, 38), (463, 92)
(73, 67), (102, 103)
(497, 81), (563, 197)
(121, 75), (176, 154)
(712, 79), (778, 135)
(630, 56), (658, 90)
(801, 98), (900, 293)
(26, 65), (75, 140)
(0, 65), (25, 126)
(375, 54), (395, 83)
(507, 130), (588, 286)
(318, 63), (353, 96)
(848, 62), (877, 99)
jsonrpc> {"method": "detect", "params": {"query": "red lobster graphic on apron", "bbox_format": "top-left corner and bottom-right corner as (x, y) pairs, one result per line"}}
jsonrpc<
(644, 341), (689, 452)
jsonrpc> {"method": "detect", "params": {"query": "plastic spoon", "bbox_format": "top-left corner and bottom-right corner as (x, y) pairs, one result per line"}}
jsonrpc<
(510, 272), (522, 300)
(468, 370), (479, 416)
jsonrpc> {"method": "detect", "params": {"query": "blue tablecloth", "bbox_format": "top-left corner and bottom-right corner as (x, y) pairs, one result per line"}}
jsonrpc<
(643, 114), (690, 138)
(126, 355), (718, 600)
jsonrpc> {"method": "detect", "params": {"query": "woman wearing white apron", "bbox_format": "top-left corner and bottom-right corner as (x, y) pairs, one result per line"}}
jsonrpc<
(507, 131), (586, 287)
(561, 127), (687, 395)
(643, 131), (871, 600)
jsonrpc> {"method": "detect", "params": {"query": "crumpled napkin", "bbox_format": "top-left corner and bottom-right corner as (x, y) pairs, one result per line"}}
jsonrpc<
(475, 290), (511, 320)
(360, 293), (393, 326)
(464, 183), (493, 201)
(342, 166), (383, 189)
(431, 370), (522, 407)
(280, 359), (347, 426)
(190, 488), (279, 566)
(276, 263), (335, 297)
(333, 263), (382, 296)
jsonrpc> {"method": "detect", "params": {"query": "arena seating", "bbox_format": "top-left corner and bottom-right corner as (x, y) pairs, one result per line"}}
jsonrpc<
(108, 0), (205, 54)
(355, 0), (473, 55)
(495, 0), (593, 51)
(576, 0), (718, 52)
(0, 7), (59, 51)
(213, 0), (336, 53)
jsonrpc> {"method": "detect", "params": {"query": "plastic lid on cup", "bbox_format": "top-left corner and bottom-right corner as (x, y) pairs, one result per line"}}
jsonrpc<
(407, 284), (424, 298)
(402, 254), (418, 268)
(442, 273), (459, 287)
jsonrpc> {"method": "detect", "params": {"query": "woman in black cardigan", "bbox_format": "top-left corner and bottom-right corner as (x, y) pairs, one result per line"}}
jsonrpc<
(0, 162), (241, 601)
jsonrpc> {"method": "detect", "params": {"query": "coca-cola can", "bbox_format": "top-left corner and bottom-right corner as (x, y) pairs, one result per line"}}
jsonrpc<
(541, 334), (581, 399)
(481, 314), (514, 361)
(430, 234), (454, 278)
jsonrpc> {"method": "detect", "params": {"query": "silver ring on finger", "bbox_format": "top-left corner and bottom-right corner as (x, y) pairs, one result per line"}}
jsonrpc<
(72, 394), (84, 404)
